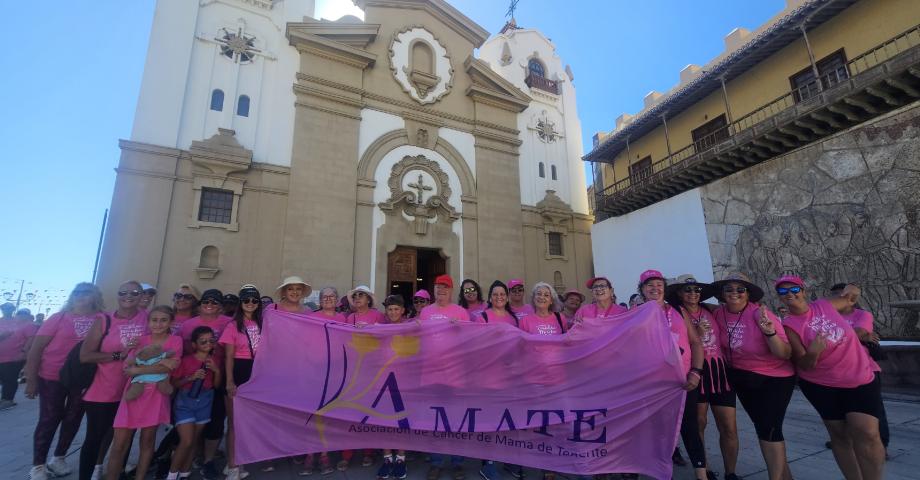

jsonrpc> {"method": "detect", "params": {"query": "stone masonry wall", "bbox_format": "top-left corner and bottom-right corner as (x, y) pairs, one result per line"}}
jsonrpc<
(701, 101), (920, 336)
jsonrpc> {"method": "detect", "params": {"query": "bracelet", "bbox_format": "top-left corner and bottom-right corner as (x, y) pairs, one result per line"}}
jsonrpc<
(690, 367), (704, 375)
(111, 351), (122, 361)
(764, 330), (777, 337)
(688, 371), (701, 380)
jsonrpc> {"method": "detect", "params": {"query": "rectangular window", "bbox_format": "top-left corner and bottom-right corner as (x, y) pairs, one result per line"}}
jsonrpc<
(790, 49), (849, 102)
(629, 156), (652, 184)
(548, 232), (563, 256)
(692, 114), (729, 153)
(198, 188), (233, 224)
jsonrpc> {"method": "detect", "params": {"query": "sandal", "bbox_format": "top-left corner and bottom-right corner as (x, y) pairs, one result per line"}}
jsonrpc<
(320, 455), (335, 475)
(362, 455), (375, 467)
(336, 460), (349, 472)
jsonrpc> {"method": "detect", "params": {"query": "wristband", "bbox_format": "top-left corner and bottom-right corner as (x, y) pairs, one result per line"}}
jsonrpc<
(688, 371), (701, 380)
(111, 351), (122, 361)
(690, 367), (704, 375)
(764, 330), (777, 337)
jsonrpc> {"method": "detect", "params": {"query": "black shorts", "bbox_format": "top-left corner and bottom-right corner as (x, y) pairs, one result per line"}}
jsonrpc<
(698, 388), (736, 408)
(798, 375), (882, 421)
(233, 358), (254, 386)
(728, 368), (795, 442)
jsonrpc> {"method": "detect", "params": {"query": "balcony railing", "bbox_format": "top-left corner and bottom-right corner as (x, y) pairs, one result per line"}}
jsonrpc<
(525, 73), (560, 95)
(593, 23), (920, 218)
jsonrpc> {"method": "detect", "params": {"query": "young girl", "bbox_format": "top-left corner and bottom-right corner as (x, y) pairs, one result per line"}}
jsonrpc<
(105, 305), (183, 480)
(167, 326), (220, 480)
(377, 295), (408, 480)
(221, 285), (263, 480)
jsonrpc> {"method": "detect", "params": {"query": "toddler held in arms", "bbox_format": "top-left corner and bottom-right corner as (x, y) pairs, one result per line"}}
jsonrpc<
(125, 343), (175, 400)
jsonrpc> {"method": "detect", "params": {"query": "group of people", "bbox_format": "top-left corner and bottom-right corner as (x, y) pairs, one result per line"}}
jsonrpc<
(5, 268), (888, 480)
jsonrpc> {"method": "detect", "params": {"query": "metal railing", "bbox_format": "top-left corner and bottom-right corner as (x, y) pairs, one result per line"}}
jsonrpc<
(525, 73), (560, 95)
(595, 23), (920, 200)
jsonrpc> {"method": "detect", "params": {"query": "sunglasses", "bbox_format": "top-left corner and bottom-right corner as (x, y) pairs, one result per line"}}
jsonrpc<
(200, 299), (221, 306)
(510, 287), (525, 293)
(722, 287), (748, 294)
(173, 293), (196, 301)
(196, 338), (216, 344)
(462, 287), (477, 294)
(776, 286), (803, 296)
(591, 284), (610, 291)
(682, 286), (703, 294)
(413, 299), (429, 304)
(118, 290), (141, 297)
(241, 297), (260, 305)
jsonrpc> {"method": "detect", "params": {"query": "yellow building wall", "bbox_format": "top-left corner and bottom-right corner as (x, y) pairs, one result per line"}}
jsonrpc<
(600, 0), (920, 191)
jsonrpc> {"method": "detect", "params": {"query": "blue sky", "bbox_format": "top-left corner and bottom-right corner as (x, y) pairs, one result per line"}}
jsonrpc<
(0, 0), (783, 312)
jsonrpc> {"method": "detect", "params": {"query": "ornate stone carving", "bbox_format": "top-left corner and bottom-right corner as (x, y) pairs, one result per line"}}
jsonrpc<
(536, 190), (573, 225)
(388, 26), (454, 105)
(379, 155), (460, 235)
(535, 118), (559, 143)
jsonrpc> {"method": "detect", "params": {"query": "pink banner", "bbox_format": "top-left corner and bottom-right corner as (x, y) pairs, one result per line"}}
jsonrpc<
(234, 303), (686, 479)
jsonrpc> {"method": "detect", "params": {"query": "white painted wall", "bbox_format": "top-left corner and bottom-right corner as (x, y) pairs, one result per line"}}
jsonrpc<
(131, 0), (316, 167)
(480, 28), (588, 214)
(591, 189), (715, 300)
(358, 108), (405, 159)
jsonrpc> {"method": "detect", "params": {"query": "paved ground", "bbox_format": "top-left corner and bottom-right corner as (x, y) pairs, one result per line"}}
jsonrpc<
(2, 388), (919, 480)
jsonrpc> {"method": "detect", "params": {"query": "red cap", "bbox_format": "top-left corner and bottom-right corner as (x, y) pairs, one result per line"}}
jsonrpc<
(434, 275), (453, 288)
(774, 275), (805, 289)
(639, 269), (665, 285)
(585, 276), (611, 289)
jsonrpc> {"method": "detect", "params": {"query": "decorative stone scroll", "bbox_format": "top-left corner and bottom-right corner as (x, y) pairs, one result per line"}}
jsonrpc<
(379, 155), (460, 235)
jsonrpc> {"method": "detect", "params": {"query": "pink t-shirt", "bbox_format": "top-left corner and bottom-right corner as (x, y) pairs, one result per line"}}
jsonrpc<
(574, 302), (628, 323)
(840, 309), (880, 372)
(348, 309), (386, 327)
(480, 308), (518, 327)
(316, 311), (349, 323)
(179, 315), (232, 359)
(465, 303), (486, 322)
(714, 303), (794, 378)
(664, 305), (691, 374)
(520, 312), (566, 335)
(170, 312), (194, 336)
(418, 303), (471, 322)
(34, 312), (104, 381)
(511, 304), (535, 322)
(218, 319), (261, 360)
(686, 308), (723, 361)
(172, 353), (217, 391)
(783, 300), (876, 388)
(0, 319), (38, 363)
(83, 310), (150, 403)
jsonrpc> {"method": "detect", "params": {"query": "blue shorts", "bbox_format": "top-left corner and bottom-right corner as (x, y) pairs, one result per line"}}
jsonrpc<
(174, 388), (214, 425)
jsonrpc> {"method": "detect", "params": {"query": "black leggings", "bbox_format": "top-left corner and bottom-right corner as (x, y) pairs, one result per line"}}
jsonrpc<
(79, 401), (119, 480)
(729, 369), (795, 442)
(0, 360), (25, 401)
(679, 387), (706, 469)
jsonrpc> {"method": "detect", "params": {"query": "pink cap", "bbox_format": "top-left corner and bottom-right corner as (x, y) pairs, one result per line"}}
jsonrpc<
(508, 279), (524, 289)
(585, 277), (611, 289)
(774, 275), (805, 289)
(639, 269), (665, 285)
(413, 289), (431, 300)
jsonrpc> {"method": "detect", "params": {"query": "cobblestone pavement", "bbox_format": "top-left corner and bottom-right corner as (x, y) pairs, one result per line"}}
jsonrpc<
(2, 389), (918, 479)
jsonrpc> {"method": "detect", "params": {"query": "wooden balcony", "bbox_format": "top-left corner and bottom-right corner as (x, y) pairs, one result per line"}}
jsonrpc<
(593, 24), (920, 220)
(525, 72), (560, 95)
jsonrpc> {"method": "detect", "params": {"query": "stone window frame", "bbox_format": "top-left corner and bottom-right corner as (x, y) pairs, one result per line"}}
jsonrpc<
(189, 175), (243, 232)
(544, 226), (567, 260)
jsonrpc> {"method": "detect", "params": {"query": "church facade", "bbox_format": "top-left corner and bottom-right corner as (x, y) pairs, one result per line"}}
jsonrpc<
(96, 0), (592, 303)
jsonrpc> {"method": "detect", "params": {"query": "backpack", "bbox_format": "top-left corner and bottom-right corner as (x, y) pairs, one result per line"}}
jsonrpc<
(59, 314), (111, 391)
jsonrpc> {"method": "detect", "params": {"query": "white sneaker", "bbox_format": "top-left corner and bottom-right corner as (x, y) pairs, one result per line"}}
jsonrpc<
(46, 457), (72, 477)
(226, 467), (241, 480)
(223, 466), (250, 479)
(91, 464), (104, 480)
(29, 465), (48, 480)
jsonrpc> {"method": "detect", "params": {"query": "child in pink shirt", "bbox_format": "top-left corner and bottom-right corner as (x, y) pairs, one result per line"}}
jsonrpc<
(377, 295), (410, 479)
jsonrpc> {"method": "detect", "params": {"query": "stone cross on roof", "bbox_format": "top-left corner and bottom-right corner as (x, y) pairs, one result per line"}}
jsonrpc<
(408, 173), (433, 205)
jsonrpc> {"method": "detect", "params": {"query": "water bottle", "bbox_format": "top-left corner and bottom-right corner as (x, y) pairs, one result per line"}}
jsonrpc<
(189, 361), (209, 399)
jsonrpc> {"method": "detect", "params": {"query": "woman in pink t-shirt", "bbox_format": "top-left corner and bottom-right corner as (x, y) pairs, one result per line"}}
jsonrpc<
(507, 279), (534, 323)
(776, 276), (884, 480)
(480, 281), (519, 327)
(666, 274), (739, 480)
(106, 305), (182, 480)
(711, 273), (793, 480)
(573, 276), (628, 326)
(221, 285), (263, 480)
(347, 285), (385, 327)
(24, 283), (105, 480)
(315, 287), (349, 324)
(78, 280), (161, 480)
(639, 270), (708, 480)
(170, 283), (200, 335)
(519, 283), (567, 335)
(0, 308), (37, 406)
(458, 279), (486, 322)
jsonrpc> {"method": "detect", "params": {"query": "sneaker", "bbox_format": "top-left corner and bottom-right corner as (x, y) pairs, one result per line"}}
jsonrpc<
(226, 467), (242, 480)
(671, 448), (687, 467)
(200, 461), (220, 480)
(377, 458), (394, 479)
(427, 466), (443, 480)
(452, 464), (466, 480)
(392, 459), (407, 480)
(29, 465), (48, 480)
(336, 460), (349, 472)
(504, 464), (525, 479)
(91, 464), (105, 480)
(46, 456), (73, 477)
(223, 465), (251, 479)
(362, 455), (375, 467)
(723, 475), (742, 480)
(320, 455), (335, 475)
(479, 461), (498, 480)
(0, 399), (15, 410)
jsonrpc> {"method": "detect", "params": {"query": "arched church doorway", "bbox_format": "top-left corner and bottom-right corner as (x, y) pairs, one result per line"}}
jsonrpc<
(387, 246), (447, 307)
